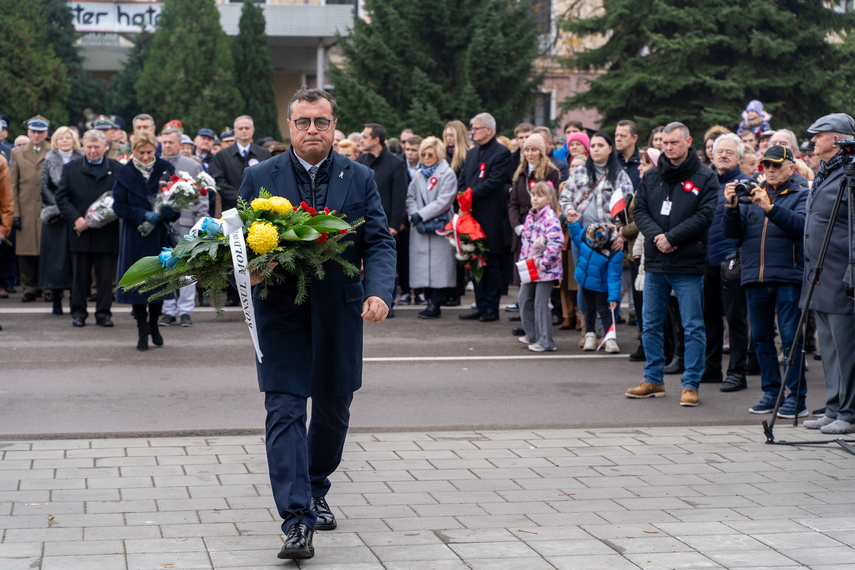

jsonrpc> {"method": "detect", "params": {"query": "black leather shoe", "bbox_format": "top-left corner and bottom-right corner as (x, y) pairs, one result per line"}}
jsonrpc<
(72, 317), (85, 327)
(511, 327), (525, 336)
(628, 344), (645, 362)
(663, 356), (684, 374)
(459, 310), (483, 320)
(479, 311), (499, 322)
(700, 374), (723, 384)
(96, 316), (113, 327)
(442, 297), (461, 307)
(278, 523), (314, 560)
(21, 293), (36, 302)
(720, 374), (747, 392)
(509, 314), (521, 321)
(312, 496), (337, 530)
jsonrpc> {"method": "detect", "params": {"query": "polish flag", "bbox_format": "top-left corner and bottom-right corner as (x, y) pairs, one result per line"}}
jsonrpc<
(609, 187), (626, 218)
(597, 324), (616, 351)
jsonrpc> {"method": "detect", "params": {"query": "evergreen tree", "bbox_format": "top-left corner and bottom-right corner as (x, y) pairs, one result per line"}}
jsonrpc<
(328, 0), (541, 136)
(233, 0), (282, 140)
(38, 0), (104, 128)
(136, 0), (241, 134)
(109, 32), (153, 124)
(561, 0), (855, 137)
(0, 0), (70, 135)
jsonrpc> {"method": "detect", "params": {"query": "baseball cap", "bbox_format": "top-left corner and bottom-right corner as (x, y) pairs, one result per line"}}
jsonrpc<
(196, 128), (216, 139)
(761, 145), (795, 164)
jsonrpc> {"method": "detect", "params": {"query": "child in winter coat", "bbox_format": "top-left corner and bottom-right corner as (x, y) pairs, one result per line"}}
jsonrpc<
(517, 182), (565, 353)
(735, 100), (772, 139)
(566, 210), (624, 352)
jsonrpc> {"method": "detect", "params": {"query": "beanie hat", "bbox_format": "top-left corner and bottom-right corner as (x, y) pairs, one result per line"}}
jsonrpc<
(523, 134), (546, 154)
(646, 147), (661, 167)
(565, 132), (590, 153)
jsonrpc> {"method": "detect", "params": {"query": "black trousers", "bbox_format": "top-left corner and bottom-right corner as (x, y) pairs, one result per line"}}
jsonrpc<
(397, 228), (411, 295)
(703, 265), (749, 381)
(474, 253), (502, 314)
(264, 391), (352, 532)
(582, 287), (612, 333)
(71, 252), (117, 320)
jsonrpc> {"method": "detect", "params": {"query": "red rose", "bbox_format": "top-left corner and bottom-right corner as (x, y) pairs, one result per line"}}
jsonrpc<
(324, 207), (330, 214)
(293, 206), (299, 211)
(316, 232), (328, 243)
(200, 188), (207, 196)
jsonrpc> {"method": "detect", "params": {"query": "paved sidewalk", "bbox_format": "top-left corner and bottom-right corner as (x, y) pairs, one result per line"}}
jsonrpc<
(2, 426), (855, 569)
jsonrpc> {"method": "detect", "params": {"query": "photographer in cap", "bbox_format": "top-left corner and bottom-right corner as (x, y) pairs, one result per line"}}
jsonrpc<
(800, 113), (855, 434)
(723, 145), (808, 418)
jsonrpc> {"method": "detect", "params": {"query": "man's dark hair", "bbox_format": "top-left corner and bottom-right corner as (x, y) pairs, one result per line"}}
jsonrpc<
(616, 120), (639, 137)
(365, 123), (386, 145)
(288, 86), (338, 120)
(563, 119), (584, 132)
(405, 135), (423, 146)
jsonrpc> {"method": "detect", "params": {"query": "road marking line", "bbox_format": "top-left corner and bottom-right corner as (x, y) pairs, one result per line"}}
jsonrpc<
(364, 354), (627, 362)
(0, 307), (243, 314)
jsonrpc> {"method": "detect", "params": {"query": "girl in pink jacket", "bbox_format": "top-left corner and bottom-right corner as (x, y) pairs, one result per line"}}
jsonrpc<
(518, 182), (565, 352)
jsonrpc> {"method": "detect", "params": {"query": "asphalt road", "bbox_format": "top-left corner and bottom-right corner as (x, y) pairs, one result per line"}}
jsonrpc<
(0, 292), (827, 439)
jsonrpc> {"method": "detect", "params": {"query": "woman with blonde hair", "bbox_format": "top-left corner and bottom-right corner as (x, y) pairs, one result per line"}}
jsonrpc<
(443, 120), (471, 175)
(39, 126), (83, 314)
(405, 136), (458, 319)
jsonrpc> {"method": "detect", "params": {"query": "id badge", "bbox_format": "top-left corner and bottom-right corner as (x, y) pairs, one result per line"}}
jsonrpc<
(660, 200), (672, 216)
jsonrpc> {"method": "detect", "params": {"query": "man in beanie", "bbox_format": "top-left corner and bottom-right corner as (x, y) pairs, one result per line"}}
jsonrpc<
(626, 122), (718, 406)
(801, 113), (855, 434)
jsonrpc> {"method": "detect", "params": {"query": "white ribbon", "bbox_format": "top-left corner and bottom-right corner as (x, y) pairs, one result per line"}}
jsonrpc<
(221, 208), (263, 363)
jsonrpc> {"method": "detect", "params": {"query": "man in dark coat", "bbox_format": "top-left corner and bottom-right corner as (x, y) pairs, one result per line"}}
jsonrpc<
(628, 122), (718, 406)
(55, 130), (121, 327)
(615, 120), (642, 190)
(800, 113), (855, 434)
(356, 123), (407, 311)
(458, 112), (513, 322)
(238, 88), (396, 561)
(210, 115), (271, 212)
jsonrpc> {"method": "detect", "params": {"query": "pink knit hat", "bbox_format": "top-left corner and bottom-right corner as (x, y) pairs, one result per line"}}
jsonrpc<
(645, 147), (661, 167)
(565, 132), (590, 153)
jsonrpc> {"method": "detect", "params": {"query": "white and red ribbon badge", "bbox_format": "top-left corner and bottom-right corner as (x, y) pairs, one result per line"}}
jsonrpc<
(479, 162), (485, 179)
(683, 181), (699, 196)
(429, 176), (438, 191)
(529, 180), (536, 189)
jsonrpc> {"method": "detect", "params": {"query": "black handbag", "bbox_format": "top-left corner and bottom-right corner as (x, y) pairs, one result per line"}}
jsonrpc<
(422, 211), (451, 233)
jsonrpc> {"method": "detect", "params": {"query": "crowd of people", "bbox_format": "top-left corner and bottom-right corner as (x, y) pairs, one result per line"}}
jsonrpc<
(1, 98), (854, 435)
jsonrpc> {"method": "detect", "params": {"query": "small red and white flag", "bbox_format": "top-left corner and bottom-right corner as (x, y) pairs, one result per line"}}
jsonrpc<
(597, 307), (618, 351)
(608, 187), (626, 218)
(516, 258), (540, 284)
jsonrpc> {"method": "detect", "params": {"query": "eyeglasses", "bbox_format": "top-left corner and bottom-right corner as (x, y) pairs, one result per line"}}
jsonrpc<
(761, 161), (787, 169)
(420, 151), (436, 158)
(292, 117), (332, 131)
(470, 126), (489, 132)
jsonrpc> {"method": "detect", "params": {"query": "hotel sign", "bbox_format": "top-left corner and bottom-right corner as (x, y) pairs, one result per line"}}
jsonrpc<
(69, 2), (163, 33)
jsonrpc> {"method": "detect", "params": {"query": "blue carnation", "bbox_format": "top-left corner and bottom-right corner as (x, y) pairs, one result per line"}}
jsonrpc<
(159, 248), (178, 270)
(201, 217), (220, 237)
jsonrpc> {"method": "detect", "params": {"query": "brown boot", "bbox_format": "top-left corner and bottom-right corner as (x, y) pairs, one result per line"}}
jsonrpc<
(625, 382), (665, 398)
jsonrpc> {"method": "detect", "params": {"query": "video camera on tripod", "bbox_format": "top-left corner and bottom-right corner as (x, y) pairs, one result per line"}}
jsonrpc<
(837, 139), (855, 299)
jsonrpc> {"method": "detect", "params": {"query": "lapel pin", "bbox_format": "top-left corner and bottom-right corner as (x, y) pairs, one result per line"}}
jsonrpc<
(339, 171), (344, 178)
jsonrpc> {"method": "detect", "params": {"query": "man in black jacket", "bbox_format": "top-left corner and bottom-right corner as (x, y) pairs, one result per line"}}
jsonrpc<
(357, 123), (407, 312)
(210, 115), (272, 212)
(628, 122), (718, 406)
(54, 130), (121, 328)
(458, 112), (513, 322)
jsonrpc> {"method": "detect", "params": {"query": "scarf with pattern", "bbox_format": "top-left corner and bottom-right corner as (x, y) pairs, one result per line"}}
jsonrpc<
(813, 150), (844, 190)
(420, 163), (439, 181)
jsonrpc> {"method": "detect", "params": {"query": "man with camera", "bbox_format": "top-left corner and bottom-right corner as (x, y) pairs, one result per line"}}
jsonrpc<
(800, 113), (855, 434)
(723, 145), (808, 418)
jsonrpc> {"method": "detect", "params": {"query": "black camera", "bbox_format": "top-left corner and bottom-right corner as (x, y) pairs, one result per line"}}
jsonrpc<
(834, 139), (855, 153)
(734, 181), (753, 198)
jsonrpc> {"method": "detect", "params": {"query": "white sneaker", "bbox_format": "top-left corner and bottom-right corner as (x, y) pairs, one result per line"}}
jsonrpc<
(605, 339), (620, 353)
(518, 336), (530, 344)
(820, 419), (855, 434)
(528, 343), (556, 353)
(803, 416), (835, 429)
(583, 332), (597, 351)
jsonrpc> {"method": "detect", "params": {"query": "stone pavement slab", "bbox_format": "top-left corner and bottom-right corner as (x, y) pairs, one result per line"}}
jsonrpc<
(1, 425), (855, 568)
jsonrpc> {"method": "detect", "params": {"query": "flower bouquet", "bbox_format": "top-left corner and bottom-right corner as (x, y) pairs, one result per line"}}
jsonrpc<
(138, 171), (213, 237)
(437, 187), (489, 283)
(118, 188), (361, 309)
(74, 191), (118, 236)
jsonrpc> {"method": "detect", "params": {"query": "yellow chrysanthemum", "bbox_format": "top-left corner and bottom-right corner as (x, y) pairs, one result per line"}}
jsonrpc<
(246, 221), (279, 255)
(251, 198), (272, 212)
(269, 196), (293, 214)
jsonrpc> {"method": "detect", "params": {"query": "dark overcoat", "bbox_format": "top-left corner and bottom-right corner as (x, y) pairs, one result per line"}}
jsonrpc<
(457, 137), (513, 254)
(39, 149), (82, 289)
(210, 142), (271, 211)
(55, 157), (121, 254)
(801, 161), (854, 315)
(112, 159), (175, 305)
(238, 150), (396, 397)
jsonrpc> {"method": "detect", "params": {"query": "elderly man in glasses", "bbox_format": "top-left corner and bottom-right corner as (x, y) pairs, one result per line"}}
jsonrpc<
(723, 144), (808, 419)
(238, 87), (396, 561)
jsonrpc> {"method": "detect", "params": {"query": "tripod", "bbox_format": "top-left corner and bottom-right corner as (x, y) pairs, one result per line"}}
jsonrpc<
(763, 141), (855, 455)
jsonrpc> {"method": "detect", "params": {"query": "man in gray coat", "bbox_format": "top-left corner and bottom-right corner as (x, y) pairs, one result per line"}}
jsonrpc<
(801, 113), (855, 434)
(158, 126), (207, 327)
